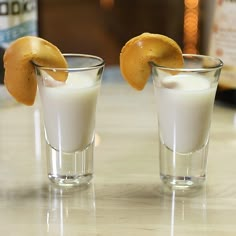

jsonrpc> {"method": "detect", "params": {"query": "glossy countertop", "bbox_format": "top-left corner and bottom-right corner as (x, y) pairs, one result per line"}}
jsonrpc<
(0, 67), (236, 236)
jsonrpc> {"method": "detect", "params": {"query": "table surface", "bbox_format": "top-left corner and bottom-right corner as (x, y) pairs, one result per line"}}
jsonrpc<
(0, 67), (236, 236)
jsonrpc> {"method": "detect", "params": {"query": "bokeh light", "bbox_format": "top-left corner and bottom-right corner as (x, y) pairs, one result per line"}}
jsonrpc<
(183, 0), (199, 54)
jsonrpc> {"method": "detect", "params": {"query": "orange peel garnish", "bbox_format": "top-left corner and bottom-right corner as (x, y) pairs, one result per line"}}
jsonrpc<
(4, 36), (67, 105)
(120, 33), (184, 90)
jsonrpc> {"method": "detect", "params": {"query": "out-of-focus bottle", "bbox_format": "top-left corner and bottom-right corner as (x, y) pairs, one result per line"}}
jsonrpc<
(0, 0), (38, 106)
(209, 0), (236, 105)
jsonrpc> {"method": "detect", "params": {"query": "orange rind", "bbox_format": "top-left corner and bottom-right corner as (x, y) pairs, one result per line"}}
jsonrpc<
(4, 36), (68, 105)
(120, 33), (184, 90)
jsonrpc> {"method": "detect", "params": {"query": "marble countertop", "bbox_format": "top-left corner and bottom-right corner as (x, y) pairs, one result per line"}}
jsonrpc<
(0, 66), (235, 235)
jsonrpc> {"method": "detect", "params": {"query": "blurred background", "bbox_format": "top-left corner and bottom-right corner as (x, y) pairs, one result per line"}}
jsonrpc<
(1, 0), (236, 104)
(38, 0), (215, 66)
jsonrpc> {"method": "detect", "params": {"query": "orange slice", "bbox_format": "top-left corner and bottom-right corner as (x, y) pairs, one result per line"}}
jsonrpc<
(4, 36), (68, 106)
(120, 33), (184, 90)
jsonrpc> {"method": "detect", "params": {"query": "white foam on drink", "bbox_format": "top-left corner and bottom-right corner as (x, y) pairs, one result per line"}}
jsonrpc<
(161, 74), (210, 90)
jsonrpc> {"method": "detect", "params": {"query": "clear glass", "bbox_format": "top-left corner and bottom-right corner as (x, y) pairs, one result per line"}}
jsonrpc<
(34, 54), (104, 186)
(151, 54), (223, 190)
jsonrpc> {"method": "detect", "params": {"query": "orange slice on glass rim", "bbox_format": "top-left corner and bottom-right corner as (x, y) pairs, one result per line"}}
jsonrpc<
(4, 36), (68, 106)
(120, 33), (184, 90)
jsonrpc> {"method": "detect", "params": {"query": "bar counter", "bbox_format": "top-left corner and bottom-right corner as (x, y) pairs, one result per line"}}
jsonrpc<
(0, 67), (235, 235)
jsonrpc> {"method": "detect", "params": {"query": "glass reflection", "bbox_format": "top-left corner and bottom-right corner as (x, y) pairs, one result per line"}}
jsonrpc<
(33, 108), (42, 161)
(161, 187), (207, 235)
(47, 184), (96, 235)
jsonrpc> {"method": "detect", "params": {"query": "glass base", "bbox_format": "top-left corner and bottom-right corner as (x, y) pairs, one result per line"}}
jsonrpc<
(159, 141), (208, 190)
(46, 140), (94, 187)
(160, 175), (205, 191)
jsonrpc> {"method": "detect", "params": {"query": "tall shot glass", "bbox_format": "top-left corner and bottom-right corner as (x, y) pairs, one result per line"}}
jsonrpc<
(151, 54), (223, 190)
(34, 54), (104, 186)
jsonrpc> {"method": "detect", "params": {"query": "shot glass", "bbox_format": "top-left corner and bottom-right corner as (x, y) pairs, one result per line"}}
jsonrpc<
(34, 54), (104, 186)
(151, 54), (223, 190)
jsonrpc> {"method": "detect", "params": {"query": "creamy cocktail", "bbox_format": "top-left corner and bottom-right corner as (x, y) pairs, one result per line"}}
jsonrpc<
(156, 74), (217, 154)
(119, 33), (223, 190)
(35, 54), (104, 186)
(38, 73), (100, 153)
(152, 54), (223, 189)
(2, 36), (104, 186)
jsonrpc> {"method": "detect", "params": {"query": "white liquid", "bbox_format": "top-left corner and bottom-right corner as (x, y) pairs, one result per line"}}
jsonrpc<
(155, 74), (217, 153)
(38, 73), (100, 153)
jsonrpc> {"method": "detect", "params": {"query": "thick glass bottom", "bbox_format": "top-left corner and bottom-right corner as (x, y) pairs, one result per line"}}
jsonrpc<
(48, 173), (93, 187)
(46, 140), (94, 187)
(159, 141), (208, 190)
(160, 174), (205, 190)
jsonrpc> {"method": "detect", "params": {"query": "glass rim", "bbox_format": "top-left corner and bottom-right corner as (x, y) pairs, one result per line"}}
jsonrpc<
(150, 53), (224, 72)
(32, 53), (105, 71)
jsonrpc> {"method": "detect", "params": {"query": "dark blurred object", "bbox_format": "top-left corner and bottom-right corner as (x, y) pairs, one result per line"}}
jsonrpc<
(216, 89), (236, 107)
(38, 0), (184, 65)
(103, 0), (184, 51)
